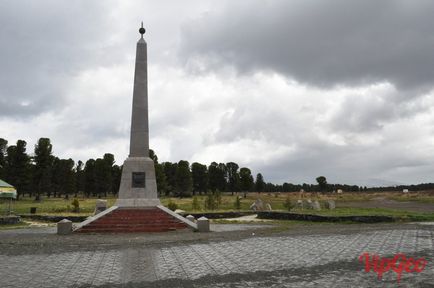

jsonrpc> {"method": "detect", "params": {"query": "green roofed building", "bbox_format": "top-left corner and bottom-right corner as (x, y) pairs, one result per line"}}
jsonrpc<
(0, 179), (17, 199)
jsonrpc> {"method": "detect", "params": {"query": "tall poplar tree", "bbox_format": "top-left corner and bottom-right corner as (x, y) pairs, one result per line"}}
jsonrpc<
(0, 138), (7, 180)
(175, 160), (192, 197)
(191, 162), (208, 195)
(34, 138), (54, 201)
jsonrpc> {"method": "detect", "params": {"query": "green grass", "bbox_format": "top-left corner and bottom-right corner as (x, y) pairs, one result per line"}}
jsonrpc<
(2, 193), (434, 222)
(0, 196), (117, 216)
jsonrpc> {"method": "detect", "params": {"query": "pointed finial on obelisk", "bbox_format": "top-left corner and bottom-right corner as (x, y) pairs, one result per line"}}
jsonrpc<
(139, 22), (146, 38)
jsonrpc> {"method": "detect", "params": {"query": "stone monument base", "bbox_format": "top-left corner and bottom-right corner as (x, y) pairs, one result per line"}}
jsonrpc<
(116, 156), (160, 207)
(116, 198), (161, 207)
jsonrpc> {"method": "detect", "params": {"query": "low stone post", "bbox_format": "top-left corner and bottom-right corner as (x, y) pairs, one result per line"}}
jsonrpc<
(186, 215), (195, 222)
(197, 216), (210, 232)
(94, 199), (107, 215)
(57, 219), (73, 235)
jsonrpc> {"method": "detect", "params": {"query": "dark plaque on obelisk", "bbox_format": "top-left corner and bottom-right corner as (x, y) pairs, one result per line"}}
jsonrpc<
(132, 172), (146, 188)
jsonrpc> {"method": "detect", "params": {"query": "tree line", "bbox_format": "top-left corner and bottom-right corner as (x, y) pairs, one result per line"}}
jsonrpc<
(2, 137), (432, 200)
(0, 137), (121, 200)
(0, 137), (266, 200)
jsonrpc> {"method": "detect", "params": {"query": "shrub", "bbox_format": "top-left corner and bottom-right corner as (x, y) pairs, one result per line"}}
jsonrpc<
(204, 193), (219, 210)
(215, 190), (222, 205)
(192, 196), (201, 210)
(71, 198), (80, 213)
(283, 197), (294, 211)
(167, 200), (178, 211)
(234, 196), (241, 210)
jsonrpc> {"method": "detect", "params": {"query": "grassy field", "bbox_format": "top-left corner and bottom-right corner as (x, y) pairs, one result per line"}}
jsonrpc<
(1, 191), (434, 221)
(0, 197), (117, 216)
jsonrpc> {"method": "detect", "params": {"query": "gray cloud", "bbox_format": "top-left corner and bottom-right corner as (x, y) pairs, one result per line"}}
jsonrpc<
(179, 0), (434, 90)
(2, 0), (434, 186)
(329, 88), (430, 132)
(0, 0), (121, 118)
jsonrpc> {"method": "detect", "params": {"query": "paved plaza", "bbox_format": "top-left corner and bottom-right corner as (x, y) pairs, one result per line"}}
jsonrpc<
(0, 223), (433, 287)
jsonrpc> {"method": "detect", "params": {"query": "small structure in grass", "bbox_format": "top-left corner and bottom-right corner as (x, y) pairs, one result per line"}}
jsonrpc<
(297, 199), (303, 209)
(312, 200), (321, 211)
(250, 198), (264, 211)
(0, 179), (17, 215)
(325, 200), (336, 210)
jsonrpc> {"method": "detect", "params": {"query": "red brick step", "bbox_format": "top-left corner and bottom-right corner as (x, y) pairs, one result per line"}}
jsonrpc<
(75, 207), (189, 233)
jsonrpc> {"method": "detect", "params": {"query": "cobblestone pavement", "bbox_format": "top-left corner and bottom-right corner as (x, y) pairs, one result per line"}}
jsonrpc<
(1, 225), (434, 287)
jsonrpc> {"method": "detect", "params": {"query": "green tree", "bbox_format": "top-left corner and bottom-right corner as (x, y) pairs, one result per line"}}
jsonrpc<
(204, 192), (219, 210)
(255, 173), (265, 193)
(192, 195), (200, 210)
(112, 164), (122, 195)
(51, 157), (61, 197)
(4, 140), (31, 200)
(0, 138), (7, 180)
(226, 162), (240, 195)
(148, 149), (168, 196)
(62, 158), (76, 199)
(163, 162), (178, 195)
(51, 158), (75, 198)
(191, 162), (208, 195)
(155, 163), (168, 196)
(208, 162), (226, 192)
(84, 159), (96, 197)
(316, 176), (328, 192)
(175, 160), (192, 197)
(75, 160), (85, 197)
(102, 153), (115, 195)
(34, 138), (54, 201)
(149, 149), (158, 164)
(94, 157), (112, 197)
(239, 167), (254, 192)
(59, 159), (75, 199)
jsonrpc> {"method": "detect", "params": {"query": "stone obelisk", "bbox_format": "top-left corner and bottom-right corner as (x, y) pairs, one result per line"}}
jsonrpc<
(74, 24), (196, 233)
(116, 23), (160, 207)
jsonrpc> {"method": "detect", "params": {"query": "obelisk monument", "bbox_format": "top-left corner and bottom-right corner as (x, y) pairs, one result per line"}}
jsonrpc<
(74, 24), (196, 233)
(116, 23), (160, 207)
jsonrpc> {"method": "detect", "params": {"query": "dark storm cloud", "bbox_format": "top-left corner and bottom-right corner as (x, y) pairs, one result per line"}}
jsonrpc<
(179, 0), (434, 90)
(0, 0), (121, 118)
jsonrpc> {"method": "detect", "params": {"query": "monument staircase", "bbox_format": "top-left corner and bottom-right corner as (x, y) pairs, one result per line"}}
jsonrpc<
(75, 207), (189, 233)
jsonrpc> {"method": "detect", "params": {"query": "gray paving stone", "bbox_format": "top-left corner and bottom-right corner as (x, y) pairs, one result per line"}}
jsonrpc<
(0, 228), (433, 287)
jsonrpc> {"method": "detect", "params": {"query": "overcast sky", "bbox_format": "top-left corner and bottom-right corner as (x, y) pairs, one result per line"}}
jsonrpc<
(1, 0), (434, 186)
